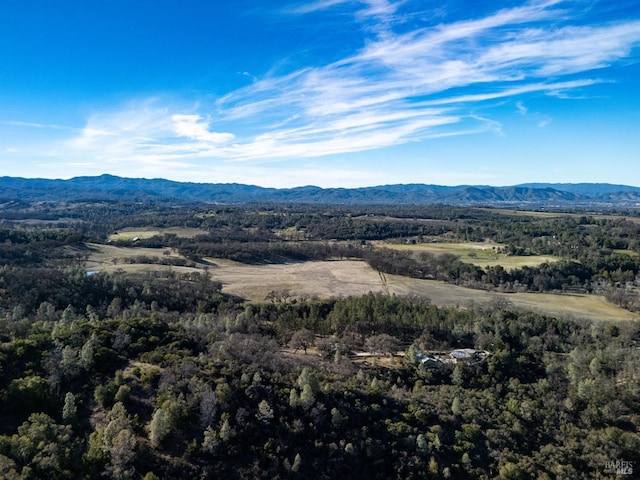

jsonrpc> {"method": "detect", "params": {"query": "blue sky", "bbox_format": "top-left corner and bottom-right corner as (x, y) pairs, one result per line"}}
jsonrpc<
(1, 0), (639, 188)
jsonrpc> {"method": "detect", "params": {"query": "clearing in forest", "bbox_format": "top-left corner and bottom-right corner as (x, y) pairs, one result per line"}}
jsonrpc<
(108, 226), (208, 241)
(203, 257), (386, 300)
(85, 243), (637, 322)
(481, 208), (640, 224)
(384, 274), (638, 322)
(376, 241), (560, 269)
(84, 243), (189, 272)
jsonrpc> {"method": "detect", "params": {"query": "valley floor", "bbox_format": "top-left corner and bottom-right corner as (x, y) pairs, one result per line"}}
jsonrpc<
(86, 243), (638, 322)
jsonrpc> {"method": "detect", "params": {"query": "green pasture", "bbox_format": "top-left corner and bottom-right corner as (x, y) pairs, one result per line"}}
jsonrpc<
(378, 241), (560, 269)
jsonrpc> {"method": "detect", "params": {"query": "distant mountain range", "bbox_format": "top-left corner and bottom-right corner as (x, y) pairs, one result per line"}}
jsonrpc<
(1, 174), (640, 207)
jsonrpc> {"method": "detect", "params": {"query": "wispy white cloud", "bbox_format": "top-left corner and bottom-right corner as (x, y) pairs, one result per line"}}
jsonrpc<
(289, 0), (351, 15)
(3, 120), (76, 131)
(537, 118), (551, 128)
(359, 0), (398, 17)
(419, 79), (603, 106)
(58, 0), (640, 179)
(514, 98), (552, 128)
(61, 101), (200, 173)
(477, 21), (640, 76)
(291, 0), (400, 18)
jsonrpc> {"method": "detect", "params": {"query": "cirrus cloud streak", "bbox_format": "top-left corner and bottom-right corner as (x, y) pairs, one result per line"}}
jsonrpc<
(58, 0), (640, 179)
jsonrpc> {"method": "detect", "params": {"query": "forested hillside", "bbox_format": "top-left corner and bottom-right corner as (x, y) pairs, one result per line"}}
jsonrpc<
(2, 175), (640, 206)
(1, 200), (639, 479)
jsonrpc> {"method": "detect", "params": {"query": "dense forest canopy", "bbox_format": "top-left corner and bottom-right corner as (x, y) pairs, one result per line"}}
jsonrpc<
(0, 199), (639, 479)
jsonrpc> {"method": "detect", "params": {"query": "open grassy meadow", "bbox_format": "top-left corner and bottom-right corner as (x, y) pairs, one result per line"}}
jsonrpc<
(203, 257), (388, 300)
(85, 243), (637, 321)
(384, 273), (638, 322)
(85, 243), (190, 272)
(376, 240), (560, 269)
(108, 226), (208, 241)
(481, 208), (640, 224)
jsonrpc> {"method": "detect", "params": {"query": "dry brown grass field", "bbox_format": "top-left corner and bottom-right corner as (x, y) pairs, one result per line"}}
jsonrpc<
(85, 243), (637, 322)
(108, 226), (208, 241)
(384, 273), (638, 322)
(85, 243), (188, 272)
(203, 257), (387, 300)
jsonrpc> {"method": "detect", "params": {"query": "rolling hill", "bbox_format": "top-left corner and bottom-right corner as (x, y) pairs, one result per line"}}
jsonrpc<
(1, 174), (640, 207)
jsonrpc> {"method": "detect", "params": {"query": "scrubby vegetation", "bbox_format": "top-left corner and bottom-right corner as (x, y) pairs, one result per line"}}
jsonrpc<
(1, 200), (639, 478)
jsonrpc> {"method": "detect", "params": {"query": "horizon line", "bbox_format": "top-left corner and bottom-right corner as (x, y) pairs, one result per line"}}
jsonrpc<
(2, 173), (639, 190)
